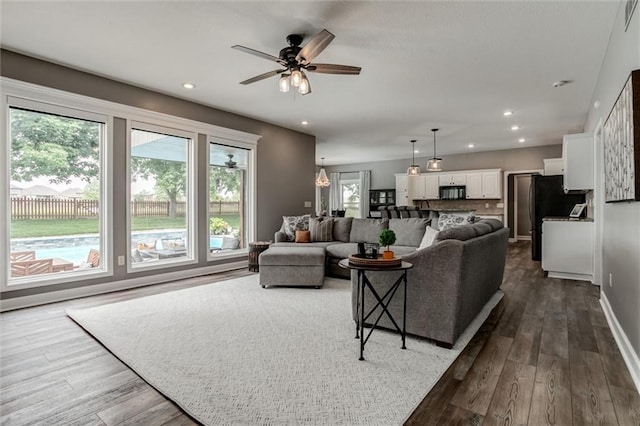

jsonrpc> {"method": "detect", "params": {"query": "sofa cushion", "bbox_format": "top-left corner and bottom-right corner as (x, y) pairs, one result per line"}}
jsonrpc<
(389, 218), (430, 247)
(437, 213), (475, 231)
(349, 218), (388, 244)
(471, 222), (493, 237)
(332, 217), (354, 242)
(271, 242), (335, 249)
(436, 225), (477, 241)
(389, 245), (419, 256)
(310, 217), (333, 242)
(479, 218), (503, 231)
(281, 214), (311, 241)
(259, 246), (325, 266)
(418, 226), (440, 249)
(326, 243), (359, 259)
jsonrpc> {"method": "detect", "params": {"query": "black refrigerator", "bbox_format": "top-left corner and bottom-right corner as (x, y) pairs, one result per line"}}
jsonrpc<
(530, 174), (585, 261)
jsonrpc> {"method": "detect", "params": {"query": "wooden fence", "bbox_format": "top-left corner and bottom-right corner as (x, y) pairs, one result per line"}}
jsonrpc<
(11, 197), (240, 220)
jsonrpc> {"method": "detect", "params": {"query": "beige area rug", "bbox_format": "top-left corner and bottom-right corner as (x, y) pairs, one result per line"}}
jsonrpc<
(67, 275), (502, 426)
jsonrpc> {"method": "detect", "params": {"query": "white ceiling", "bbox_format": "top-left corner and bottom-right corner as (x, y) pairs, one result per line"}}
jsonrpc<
(0, 1), (620, 166)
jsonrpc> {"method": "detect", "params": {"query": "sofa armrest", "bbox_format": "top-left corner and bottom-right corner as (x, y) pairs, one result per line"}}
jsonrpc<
(274, 231), (288, 242)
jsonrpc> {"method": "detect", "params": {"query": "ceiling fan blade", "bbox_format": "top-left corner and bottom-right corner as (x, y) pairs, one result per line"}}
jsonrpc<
(306, 64), (361, 75)
(239, 69), (285, 85)
(295, 29), (335, 65)
(232, 45), (286, 65)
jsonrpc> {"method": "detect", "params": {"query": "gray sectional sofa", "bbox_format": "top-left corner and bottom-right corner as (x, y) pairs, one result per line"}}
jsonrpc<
(270, 216), (509, 348)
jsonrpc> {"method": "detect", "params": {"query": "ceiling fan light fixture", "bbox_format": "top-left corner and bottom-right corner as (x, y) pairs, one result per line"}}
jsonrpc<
(407, 139), (421, 176)
(316, 157), (330, 187)
(279, 74), (290, 92)
(426, 128), (442, 172)
(299, 76), (310, 95)
(291, 69), (302, 87)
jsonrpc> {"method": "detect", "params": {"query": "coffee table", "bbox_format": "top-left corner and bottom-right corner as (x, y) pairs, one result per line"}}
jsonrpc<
(338, 258), (413, 361)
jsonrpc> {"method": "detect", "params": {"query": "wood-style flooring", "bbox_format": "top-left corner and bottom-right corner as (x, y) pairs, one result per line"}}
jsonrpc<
(1, 242), (638, 425)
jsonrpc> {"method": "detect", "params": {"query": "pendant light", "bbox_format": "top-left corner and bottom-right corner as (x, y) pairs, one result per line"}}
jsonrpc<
(315, 157), (330, 187)
(406, 140), (421, 176)
(426, 128), (442, 172)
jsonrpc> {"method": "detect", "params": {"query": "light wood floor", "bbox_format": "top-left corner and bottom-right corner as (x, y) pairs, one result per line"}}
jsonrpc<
(1, 242), (638, 425)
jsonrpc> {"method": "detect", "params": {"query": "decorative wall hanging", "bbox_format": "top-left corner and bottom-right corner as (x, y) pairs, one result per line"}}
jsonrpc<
(604, 69), (640, 202)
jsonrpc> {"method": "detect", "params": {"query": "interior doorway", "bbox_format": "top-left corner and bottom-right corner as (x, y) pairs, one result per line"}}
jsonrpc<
(514, 174), (532, 241)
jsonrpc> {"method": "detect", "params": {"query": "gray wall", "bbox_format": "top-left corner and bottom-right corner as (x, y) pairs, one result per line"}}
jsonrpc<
(1, 49), (316, 299)
(584, 3), (640, 358)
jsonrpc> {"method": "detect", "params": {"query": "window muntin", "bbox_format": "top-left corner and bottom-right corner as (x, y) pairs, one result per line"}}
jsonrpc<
(129, 125), (195, 268)
(8, 105), (108, 284)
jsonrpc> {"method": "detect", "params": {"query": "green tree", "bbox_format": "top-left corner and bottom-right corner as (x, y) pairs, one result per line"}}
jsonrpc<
(132, 158), (185, 217)
(10, 109), (100, 183)
(82, 178), (100, 200)
(209, 166), (241, 201)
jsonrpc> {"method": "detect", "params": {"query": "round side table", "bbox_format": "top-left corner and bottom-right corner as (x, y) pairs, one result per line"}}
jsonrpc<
(248, 241), (272, 272)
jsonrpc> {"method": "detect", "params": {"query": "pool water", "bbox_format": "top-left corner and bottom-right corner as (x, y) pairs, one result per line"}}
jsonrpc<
(35, 246), (99, 265)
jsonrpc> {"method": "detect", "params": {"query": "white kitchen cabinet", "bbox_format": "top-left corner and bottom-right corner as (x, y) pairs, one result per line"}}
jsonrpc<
(405, 175), (439, 200)
(465, 170), (502, 199)
(439, 173), (466, 186)
(482, 171), (501, 199)
(466, 173), (483, 198)
(543, 158), (564, 176)
(395, 174), (410, 206)
(542, 220), (593, 282)
(424, 175), (439, 199)
(563, 133), (594, 192)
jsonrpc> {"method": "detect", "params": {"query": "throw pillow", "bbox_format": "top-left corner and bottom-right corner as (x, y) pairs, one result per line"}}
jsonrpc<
(437, 213), (475, 231)
(282, 214), (311, 241)
(295, 230), (311, 243)
(310, 218), (333, 242)
(418, 226), (440, 249)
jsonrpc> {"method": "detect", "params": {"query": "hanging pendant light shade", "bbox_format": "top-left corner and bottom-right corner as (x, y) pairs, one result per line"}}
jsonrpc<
(315, 157), (330, 187)
(426, 128), (442, 172)
(406, 139), (421, 176)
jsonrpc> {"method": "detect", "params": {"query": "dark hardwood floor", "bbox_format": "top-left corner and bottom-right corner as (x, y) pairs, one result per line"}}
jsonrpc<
(1, 242), (638, 425)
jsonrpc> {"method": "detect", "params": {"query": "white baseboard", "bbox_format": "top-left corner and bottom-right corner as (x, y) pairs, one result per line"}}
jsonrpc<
(516, 235), (531, 241)
(600, 291), (640, 394)
(0, 261), (248, 312)
(547, 271), (593, 282)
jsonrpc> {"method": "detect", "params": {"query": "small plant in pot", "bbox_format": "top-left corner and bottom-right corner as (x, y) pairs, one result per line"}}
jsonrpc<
(379, 229), (397, 260)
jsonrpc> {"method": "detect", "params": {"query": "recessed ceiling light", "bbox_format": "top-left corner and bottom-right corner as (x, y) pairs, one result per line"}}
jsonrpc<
(518, 138), (526, 143)
(414, 150), (419, 153)
(467, 144), (475, 148)
(511, 125), (520, 131)
(503, 111), (513, 116)
(182, 82), (195, 89)
(301, 121), (309, 125)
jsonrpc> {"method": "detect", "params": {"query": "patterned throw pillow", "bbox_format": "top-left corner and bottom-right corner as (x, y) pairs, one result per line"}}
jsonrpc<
(437, 213), (475, 231)
(282, 215), (311, 241)
(310, 218), (333, 242)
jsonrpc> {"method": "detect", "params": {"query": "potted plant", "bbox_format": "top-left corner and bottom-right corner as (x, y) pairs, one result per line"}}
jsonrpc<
(379, 229), (397, 260)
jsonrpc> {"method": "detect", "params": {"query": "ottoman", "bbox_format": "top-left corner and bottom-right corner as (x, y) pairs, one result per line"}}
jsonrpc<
(259, 246), (326, 289)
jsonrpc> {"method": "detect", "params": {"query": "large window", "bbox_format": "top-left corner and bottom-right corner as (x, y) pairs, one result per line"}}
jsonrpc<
(128, 123), (195, 268)
(7, 100), (108, 285)
(340, 179), (361, 218)
(208, 142), (254, 257)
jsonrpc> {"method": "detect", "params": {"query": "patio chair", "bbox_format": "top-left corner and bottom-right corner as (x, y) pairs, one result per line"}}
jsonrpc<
(10, 250), (36, 262)
(11, 258), (53, 277)
(87, 249), (100, 268)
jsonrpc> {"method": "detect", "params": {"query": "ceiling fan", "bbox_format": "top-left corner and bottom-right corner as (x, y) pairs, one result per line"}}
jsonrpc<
(225, 154), (237, 169)
(232, 29), (361, 95)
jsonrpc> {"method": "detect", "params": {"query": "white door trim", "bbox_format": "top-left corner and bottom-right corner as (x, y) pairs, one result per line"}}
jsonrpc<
(503, 169), (543, 242)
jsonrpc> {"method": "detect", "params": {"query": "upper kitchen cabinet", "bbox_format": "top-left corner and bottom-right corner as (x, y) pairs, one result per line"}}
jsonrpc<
(563, 133), (594, 192)
(395, 174), (410, 206)
(409, 175), (439, 200)
(439, 173), (467, 186)
(466, 169), (502, 199)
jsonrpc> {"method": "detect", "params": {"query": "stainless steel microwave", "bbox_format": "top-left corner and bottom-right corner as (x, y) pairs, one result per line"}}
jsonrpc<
(439, 185), (466, 200)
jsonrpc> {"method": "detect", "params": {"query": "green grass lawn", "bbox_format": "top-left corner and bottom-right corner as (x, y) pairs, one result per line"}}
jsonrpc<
(11, 215), (240, 238)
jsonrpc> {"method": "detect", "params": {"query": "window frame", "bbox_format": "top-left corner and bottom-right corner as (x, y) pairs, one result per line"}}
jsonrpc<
(339, 178), (361, 218)
(2, 94), (113, 291)
(126, 120), (198, 272)
(207, 137), (257, 261)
